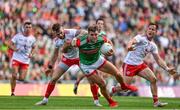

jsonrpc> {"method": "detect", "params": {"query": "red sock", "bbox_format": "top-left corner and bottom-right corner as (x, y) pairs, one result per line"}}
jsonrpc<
(112, 87), (117, 93)
(153, 95), (158, 103)
(90, 84), (99, 100)
(76, 80), (80, 86)
(11, 88), (15, 93)
(107, 97), (115, 104)
(45, 82), (55, 98)
(120, 82), (126, 89)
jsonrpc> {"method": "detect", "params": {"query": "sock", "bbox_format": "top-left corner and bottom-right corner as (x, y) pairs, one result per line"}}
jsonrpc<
(75, 80), (80, 86)
(107, 97), (115, 104)
(45, 82), (55, 98)
(90, 84), (99, 100)
(153, 95), (158, 103)
(120, 82), (126, 89)
(11, 88), (15, 93)
(112, 87), (117, 93)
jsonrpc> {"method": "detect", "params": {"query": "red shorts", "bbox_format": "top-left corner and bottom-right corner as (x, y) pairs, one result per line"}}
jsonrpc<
(61, 55), (79, 67)
(122, 63), (147, 76)
(11, 60), (29, 70)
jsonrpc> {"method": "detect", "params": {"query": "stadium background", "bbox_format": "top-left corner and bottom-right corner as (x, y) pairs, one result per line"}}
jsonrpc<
(0, 0), (179, 97)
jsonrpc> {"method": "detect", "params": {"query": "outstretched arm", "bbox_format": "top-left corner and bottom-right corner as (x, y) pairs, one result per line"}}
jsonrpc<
(153, 53), (176, 75)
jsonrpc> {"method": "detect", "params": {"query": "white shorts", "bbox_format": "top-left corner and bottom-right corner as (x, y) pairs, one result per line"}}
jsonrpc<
(80, 56), (106, 77)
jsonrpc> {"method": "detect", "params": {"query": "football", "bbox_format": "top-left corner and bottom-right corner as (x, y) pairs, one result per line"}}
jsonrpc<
(100, 43), (113, 55)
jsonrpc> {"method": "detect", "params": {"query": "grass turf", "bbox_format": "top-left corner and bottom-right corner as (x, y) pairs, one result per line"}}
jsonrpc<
(0, 96), (179, 110)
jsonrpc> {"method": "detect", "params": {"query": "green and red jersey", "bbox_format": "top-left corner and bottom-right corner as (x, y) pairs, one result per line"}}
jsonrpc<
(75, 34), (107, 65)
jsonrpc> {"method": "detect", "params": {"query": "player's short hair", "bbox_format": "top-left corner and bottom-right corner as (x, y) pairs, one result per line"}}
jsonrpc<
(148, 23), (158, 30)
(88, 24), (97, 32)
(96, 17), (104, 24)
(52, 23), (62, 32)
(23, 20), (32, 26)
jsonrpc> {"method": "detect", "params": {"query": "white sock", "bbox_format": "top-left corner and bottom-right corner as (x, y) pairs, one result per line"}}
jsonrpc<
(43, 97), (48, 102)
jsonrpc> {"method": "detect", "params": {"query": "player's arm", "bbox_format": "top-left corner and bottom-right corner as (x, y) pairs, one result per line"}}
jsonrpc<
(4, 40), (19, 51)
(152, 53), (176, 75)
(127, 37), (138, 51)
(103, 36), (114, 56)
(49, 47), (60, 68)
(29, 43), (37, 58)
(61, 40), (71, 53)
(75, 29), (88, 38)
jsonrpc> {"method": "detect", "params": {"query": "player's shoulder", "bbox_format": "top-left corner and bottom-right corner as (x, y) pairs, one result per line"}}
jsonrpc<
(64, 29), (77, 33)
(150, 41), (157, 47)
(134, 34), (145, 38)
(13, 33), (23, 37)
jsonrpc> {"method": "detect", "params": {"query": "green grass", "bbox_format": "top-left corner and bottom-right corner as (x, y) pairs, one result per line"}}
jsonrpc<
(0, 96), (179, 110)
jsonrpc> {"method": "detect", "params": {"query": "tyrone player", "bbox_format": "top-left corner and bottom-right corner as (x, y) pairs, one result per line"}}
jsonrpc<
(5, 20), (36, 96)
(110, 23), (177, 107)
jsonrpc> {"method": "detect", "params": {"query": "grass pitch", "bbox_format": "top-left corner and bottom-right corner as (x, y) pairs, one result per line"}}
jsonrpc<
(0, 96), (179, 110)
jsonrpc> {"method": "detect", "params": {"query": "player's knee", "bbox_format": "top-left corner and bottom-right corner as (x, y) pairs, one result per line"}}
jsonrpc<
(50, 78), (58, 84)
(12, 74), (17, 79)
(150, 77), (157, 84)
(98, 81), (106, 89)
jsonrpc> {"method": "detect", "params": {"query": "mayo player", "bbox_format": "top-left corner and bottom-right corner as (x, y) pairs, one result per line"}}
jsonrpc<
(5, 20), (36, 96)
(110, 23), (177, 107)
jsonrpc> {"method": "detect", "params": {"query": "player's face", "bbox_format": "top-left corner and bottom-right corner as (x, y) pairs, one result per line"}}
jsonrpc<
(96, 20), (104, 32)
(24, 23), (32, 34)
(89, 31), (98, 42)
(54, 27), (65, 39)
(146, 25), (157, 40)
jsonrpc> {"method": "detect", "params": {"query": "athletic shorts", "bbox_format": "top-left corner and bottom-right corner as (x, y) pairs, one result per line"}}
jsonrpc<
(58, 55), (79, 71)
(122, 62), (147, 77)
(11, 59), (29, 70)
(80, 56), (106, 77)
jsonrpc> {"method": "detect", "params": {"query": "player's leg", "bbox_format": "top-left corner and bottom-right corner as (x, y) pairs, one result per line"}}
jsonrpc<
(88, 75), (101, 106)
(35, 62), (69, 105)
(10, 60), (20, 96)
(19, 63), (29, 81)
(74, 74), (86, 94)
(137, 67), (168, 107)
(98, 60), (137, 92)
(87, 71), (118, 107)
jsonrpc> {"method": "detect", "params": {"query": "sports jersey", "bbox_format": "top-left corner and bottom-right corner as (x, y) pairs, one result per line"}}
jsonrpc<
(124, 34), (158, 65)
(54, 29), (79, 59)
(11, 33), (36, 64)
(75, 34), (107, 65)
(99, 31), (106, 36)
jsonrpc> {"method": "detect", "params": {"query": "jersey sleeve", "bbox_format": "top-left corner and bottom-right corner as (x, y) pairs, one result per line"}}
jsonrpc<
(54, 38), (63, 48)
(11, 34), (18, 44)
(66, 29), (78, 37)
(134, 34), (143, 43)
(71, 38), (80, 47)
(151, 43), (158, 54)
(102, 36), (107, 43)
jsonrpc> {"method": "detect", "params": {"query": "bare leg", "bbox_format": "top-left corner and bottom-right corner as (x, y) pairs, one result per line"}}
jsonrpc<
(87, 72), (118, 107)
(98, 61), (137, 91)
(10, 66), (19, 95)
(137, 68), (158, 103)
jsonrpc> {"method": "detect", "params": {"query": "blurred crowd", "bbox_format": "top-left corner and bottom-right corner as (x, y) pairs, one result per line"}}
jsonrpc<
(0, 0), (179, 86)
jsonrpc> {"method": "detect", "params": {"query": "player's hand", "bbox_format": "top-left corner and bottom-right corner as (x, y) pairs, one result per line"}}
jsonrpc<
(167, 67), (177, 75)
(45, 68), (53, 77)
(105, 49), (114, 56)
(64, 39), (71, 46)
(28, 53), (33, 58)
(4, 40), (10, 46)
(71, 38), (77, 46)
(127, 44), (136, 51)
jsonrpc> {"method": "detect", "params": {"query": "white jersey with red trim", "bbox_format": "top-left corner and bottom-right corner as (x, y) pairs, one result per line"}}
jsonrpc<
(124, 34), (158, 65)
(54, 29), (79, 59)
(11, 33), (36, 64)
